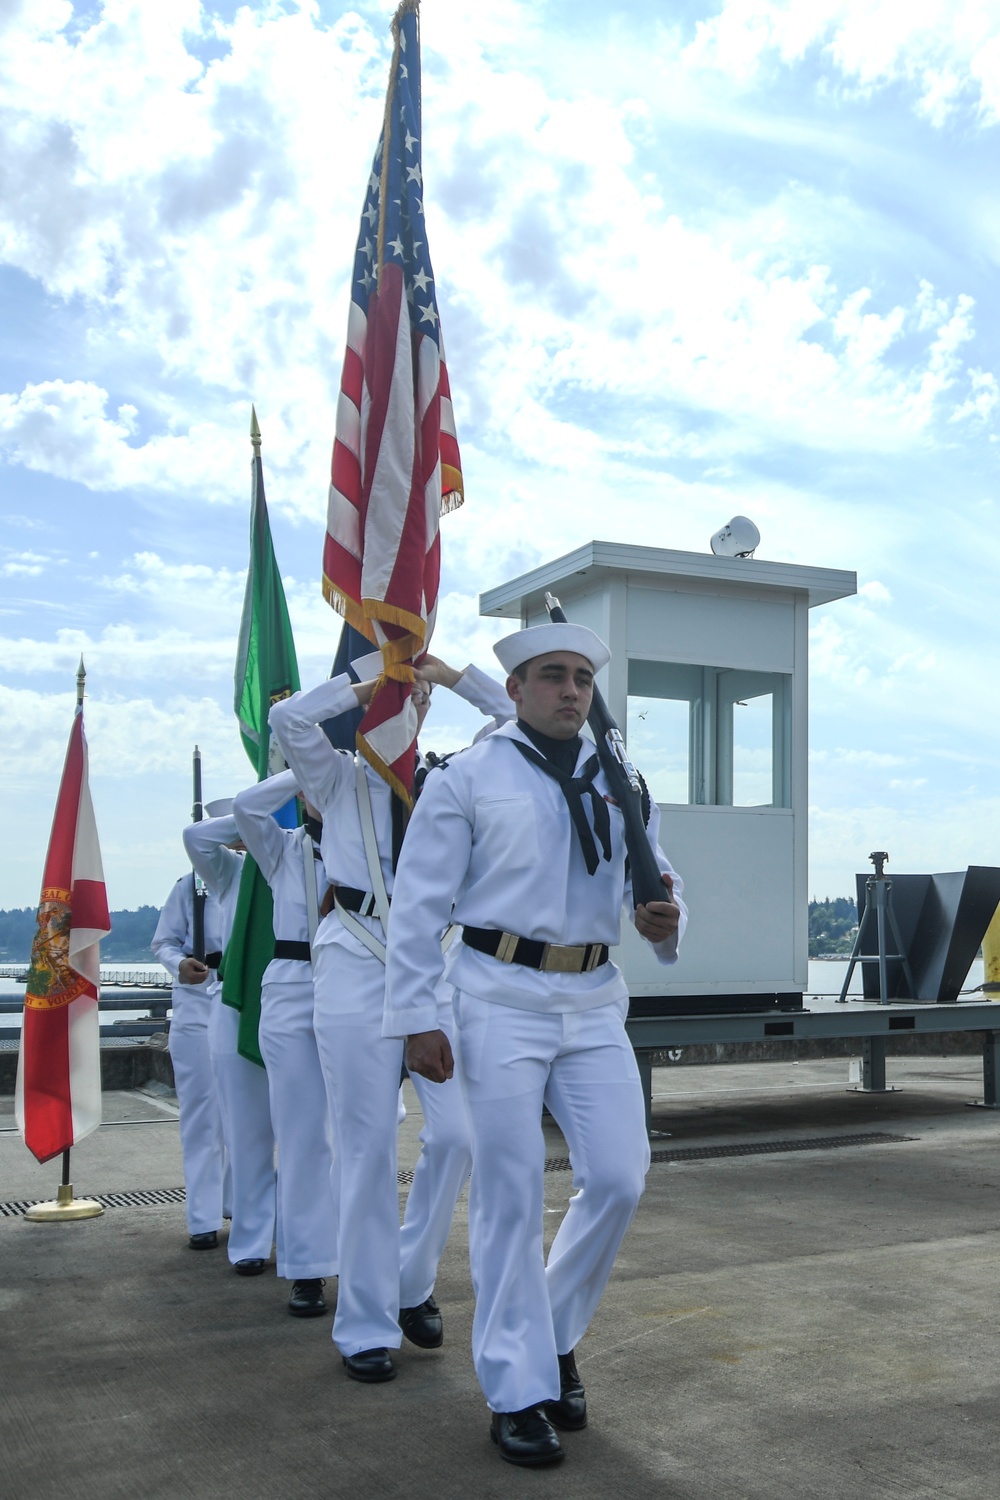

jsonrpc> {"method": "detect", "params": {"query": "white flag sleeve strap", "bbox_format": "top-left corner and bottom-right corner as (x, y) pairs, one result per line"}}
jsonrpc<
(334, 756), (392, 964)
(301, 826), (321, 964)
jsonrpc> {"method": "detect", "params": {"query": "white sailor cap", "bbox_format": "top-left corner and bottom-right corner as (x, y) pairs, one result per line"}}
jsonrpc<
(204, 798), (234, 818)
(493, 622), (611, 675)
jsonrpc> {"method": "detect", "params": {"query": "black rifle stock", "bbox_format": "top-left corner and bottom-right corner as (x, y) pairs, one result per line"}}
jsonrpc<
(191, 745), (207, 963)
(544, 594), (667, 909)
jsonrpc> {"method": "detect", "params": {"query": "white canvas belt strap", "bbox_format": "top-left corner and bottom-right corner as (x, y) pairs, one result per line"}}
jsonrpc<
(334, 757), (459, 969)
(334, 757), (392, 964)
(300, 826), (320, 967)
(335, 903), (387, 964)
(354, 756), (392, 926)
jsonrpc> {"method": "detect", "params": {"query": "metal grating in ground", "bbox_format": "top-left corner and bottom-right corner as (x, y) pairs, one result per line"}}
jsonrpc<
(0, 1132), (912, 1217)
(0, 1186), (189, 1218)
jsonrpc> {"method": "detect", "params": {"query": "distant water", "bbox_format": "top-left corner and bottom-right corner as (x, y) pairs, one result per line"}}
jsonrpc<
(0, 962), (171, 1030)
(806, 956), (985, 1000)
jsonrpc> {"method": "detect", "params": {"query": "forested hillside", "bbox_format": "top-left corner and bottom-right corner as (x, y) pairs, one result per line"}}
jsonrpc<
(0, 906), (161, 963)
(808, 897), (858, 957)
(2, 898), (861, 963)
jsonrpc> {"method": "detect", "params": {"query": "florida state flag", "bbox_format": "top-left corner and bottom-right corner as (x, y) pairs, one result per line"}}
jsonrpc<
(15, 703), (110, 1163)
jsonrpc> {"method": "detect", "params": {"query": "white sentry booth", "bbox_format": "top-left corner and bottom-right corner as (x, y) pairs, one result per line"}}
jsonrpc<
(480, 540), (857, 1018)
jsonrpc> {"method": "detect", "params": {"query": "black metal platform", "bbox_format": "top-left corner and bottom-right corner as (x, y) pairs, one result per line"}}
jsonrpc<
(626, 994), (1000, 1130)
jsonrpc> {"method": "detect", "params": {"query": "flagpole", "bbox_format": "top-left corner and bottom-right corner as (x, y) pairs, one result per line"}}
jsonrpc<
(59, 657), (87, 1193)
(24, 659), (103, 1222)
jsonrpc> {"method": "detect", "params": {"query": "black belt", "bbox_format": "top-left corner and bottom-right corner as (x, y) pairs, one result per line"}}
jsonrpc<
(461, 926), (609, 975)
(200, 951), (223, 969)
(334, 886), (385, 918)
(273, 940), (311, 962)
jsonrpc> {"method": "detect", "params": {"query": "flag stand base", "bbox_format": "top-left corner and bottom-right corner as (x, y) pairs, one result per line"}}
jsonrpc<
(25, 1183), (103, 1222)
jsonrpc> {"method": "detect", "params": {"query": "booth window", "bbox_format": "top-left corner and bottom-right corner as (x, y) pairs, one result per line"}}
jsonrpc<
(626, 660), (791, 808)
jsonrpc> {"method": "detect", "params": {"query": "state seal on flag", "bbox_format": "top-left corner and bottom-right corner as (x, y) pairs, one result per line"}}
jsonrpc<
(24, 888), (89, 1010)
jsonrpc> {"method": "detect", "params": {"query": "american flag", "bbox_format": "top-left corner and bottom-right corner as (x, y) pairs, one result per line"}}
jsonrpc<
(323, 0), (463, 802)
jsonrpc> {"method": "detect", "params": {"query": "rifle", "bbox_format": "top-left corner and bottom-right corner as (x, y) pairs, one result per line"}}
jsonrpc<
(544, 593), (668, 909)
(191, 746), (207, 962)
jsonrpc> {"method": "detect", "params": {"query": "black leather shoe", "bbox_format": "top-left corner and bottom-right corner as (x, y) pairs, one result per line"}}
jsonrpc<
(343, 1348), (396, 1383)
(542, 1349), (588, 1431)
(288, 1279), (327, 1317)
(398, 1295), (443, 1348)
(234, 1258), (267, 1277)
(490, 1408), (565, 1467)
(188, 1231), (218, 1251)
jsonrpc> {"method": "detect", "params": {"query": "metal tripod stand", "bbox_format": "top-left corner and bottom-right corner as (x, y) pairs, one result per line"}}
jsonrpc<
(838, 851), (917, 1006)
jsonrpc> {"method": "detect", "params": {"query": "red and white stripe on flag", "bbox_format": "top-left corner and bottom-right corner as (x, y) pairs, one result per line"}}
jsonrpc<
(322, 0), (462, 803)
(15, 708), (110, 1163)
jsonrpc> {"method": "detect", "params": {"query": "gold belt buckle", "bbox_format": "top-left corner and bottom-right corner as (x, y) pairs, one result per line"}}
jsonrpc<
(494, 932), (521, 964)
(540, 943), (586, 974)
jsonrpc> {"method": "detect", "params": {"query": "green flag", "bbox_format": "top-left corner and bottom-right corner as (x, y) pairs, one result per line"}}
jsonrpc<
(221, 408), (300, 1067)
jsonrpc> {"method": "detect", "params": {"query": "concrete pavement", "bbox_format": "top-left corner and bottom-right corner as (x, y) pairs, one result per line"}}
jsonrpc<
(2, 1056), (1000, 1499)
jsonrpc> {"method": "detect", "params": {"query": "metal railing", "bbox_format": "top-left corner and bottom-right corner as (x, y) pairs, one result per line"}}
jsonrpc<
(0, 964), (170, 987)
(0, 976), (172, 1041)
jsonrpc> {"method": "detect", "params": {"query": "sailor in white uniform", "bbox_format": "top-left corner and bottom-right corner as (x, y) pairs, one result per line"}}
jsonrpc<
(183, 808), (277, 1275)
(269, 654), (512, 1383)
(152, 876), (228, 1248)
(383, 622), (687, 1467)
(232, 770), (338, 1316)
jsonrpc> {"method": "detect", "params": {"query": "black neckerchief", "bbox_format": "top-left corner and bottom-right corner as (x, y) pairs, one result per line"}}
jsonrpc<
(511, 722), (612, 877)
(391, 793), (408, 873)
(516, 720), (583, 777)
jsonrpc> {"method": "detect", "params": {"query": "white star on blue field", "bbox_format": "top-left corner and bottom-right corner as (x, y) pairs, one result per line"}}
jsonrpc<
(1, 0), (999, 910)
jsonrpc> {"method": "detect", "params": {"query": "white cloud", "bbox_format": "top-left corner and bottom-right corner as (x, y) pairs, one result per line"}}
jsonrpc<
(0, 677), (255, 907)
(0, 0), (998, 912)
(0, 0), (992, 535)
(809, 793), (1000, 898)
(810, 748), (908, 769)
(0, 380), (246, 500)
(0, 548), (65, 577)
(858, 580), (891, 604)
(685, 1), (1000, 126)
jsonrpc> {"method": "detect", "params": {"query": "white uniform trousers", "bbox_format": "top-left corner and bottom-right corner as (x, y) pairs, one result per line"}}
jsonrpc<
(208, 998), (277, 1264)
(312, 938), (471, 1358)
(399, 1053), (472, 1309)
(259, 976), (339, 1281)
(168, 983), (226, 1236)
(453, 992), (650, 1414)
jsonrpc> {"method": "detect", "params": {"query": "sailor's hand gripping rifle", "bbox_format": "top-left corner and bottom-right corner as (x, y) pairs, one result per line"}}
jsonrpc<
(544, 592), (670, 910)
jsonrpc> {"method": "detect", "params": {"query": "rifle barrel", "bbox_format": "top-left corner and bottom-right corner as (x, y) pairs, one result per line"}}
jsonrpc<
(543, 594), (666, 908)
(191, 746), (206, 962)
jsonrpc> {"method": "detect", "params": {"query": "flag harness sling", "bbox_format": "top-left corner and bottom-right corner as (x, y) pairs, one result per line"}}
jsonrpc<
(335, 755), (456, 965)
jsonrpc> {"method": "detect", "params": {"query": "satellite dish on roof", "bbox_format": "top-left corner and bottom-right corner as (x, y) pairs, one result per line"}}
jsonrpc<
(710, 516), (760, 558)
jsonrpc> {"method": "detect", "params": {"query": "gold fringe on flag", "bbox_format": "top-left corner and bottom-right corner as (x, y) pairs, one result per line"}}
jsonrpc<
(356, 732), (413, 807)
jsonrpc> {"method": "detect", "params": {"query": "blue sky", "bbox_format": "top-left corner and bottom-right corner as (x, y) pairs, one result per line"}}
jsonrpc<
(2, 0), (999, 911)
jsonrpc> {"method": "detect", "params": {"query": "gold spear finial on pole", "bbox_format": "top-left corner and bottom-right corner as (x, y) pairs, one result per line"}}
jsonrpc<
(251, 405), (261, 455)
(76, 655), (86, 709)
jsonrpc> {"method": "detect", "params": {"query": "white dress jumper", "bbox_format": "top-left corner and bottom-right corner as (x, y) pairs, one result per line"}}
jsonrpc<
(232, 771), (339, 1282)
(383, 721), (687, 1414)
(152, 879), (228, 1237)
(183, 817), (277, 1267)
(269, 664), (512, 1358)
